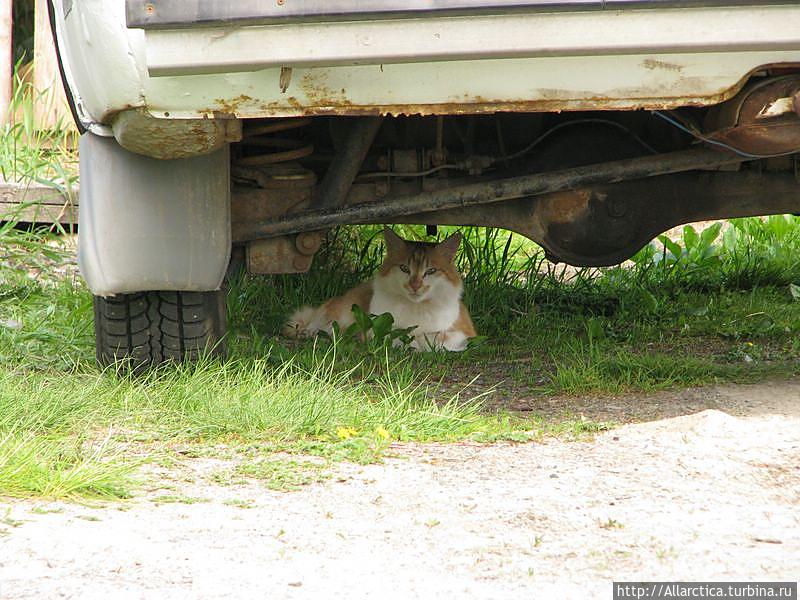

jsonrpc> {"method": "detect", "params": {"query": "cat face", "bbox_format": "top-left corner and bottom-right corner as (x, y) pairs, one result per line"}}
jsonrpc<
(379, 228), (462, 303)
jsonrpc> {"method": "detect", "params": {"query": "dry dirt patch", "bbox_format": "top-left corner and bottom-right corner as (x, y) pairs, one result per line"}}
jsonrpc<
(1, 380), (798, 599)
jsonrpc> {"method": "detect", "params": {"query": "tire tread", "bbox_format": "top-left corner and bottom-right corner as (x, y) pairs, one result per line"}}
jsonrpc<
(93, 290), (226, 373)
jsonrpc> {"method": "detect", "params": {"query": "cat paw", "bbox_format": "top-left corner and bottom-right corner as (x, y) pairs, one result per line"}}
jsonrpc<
(442, 331), (468, 352)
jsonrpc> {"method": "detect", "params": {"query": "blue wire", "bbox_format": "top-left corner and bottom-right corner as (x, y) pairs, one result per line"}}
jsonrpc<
(652, 110), (798, 160)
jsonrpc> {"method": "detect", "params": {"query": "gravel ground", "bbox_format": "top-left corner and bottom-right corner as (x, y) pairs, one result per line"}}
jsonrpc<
(1, 379), (798, 599)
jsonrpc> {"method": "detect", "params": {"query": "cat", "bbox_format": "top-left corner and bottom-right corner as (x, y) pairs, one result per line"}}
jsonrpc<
(283, 228), (476, 351)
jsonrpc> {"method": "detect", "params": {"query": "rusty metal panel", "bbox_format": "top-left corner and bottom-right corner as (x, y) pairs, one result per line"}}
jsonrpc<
(136, 5), (800, 120)
(143, 52), (800, 120)
(706, 75), (800, 156)
(385, 171), (800, 266)
(111, 108), (241, 159)
(230, 163), (316, 241)
(230, 161), (325, 274)
(246, 234), (322, 274)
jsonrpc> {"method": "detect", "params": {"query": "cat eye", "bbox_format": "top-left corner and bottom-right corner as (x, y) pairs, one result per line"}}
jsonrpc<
(424, 268), (437, 276)
(399, 265), (410, 273)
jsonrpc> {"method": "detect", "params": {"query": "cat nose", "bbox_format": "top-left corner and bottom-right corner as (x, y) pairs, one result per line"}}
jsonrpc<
(409, 279), (423, 291)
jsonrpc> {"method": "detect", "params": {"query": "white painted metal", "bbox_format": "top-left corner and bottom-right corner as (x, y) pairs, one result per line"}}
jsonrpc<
(141, 51), (800, 120)
(51, 2), (800, 129)
(145, 7), (800, 76)
(51, 0), (144, 131)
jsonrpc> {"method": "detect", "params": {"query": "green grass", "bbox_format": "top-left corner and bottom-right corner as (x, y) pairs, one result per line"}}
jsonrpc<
(227, 458), (331, 492)
(1, 220), (542, 498)
(0, 350), (520, 499)
(229, 218), (800, 394)
(3, 216), (800, 497)
(3, 210), (800, 500)
(0, 63), (78, 187)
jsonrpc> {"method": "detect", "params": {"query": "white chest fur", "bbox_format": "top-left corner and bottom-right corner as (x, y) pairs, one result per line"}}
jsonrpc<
(370, 279), (461, 334)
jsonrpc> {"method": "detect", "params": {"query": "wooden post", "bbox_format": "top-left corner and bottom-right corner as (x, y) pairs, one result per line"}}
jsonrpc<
(34, 0), (72, 130)
(0, 0), (12, 124)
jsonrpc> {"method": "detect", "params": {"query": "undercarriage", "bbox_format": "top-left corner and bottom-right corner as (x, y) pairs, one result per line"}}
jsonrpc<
(229, 73), (800, 273)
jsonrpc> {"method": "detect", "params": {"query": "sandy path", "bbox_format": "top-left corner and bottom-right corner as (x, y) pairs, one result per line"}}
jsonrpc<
(1, 380), (798, 599)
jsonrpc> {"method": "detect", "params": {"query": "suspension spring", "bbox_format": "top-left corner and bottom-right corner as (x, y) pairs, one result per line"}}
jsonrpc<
(235, 118), (314, 166)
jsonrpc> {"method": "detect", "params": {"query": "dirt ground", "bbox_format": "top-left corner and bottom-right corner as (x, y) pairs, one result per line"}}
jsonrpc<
(1, 379), (798, 599)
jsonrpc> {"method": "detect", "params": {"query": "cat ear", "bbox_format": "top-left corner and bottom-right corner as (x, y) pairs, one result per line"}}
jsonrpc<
(383, 227), (406, 256)
(436, 232), (462, 262)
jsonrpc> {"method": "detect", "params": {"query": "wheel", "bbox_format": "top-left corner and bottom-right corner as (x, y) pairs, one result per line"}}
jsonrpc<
(93, 290), (227, 372)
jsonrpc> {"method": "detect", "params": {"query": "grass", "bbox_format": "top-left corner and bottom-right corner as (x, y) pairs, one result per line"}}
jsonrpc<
(151, 494), (210, 505)
(0, 62), (79, 188)
(1, 220), (548, 499)
(229, 219), (800, 395)
(2, 215), (800, 501)
(228, 458), (331, 492)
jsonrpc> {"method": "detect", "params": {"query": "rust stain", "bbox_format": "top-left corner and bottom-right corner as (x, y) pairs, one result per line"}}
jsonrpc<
(537, 190), (592, 225)
(299, 71), (349, 105)
(207, 93), (733, 119)
(111, 107), (239, 159)
(200, 61), (800, 121)
(197, 66), (762, 119)
(200, 78), (747, 118)
(642, 59), (684, 73)
(246, 237), (314, 275)
(212, 94), (257, 115)
(279, 67), (293, 94)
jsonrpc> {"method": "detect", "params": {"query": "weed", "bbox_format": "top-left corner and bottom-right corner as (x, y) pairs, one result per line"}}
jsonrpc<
(599, 518), (624, 530)
(232, 458), (330, 492)
(75, 514), (102, 522)
(329, 305), (416, 352)
(654, 545), (678, 561)
(0, 60), (78, 187)
(424, 518), (441, 528)
(151, 495), (210, 505)
(223, 498), (256, 509)
(29, 505), (64, 515)
(1, 508), (24, 528)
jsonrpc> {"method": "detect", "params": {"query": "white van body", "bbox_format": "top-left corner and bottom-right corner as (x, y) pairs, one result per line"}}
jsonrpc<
(51, 1), (800, 152)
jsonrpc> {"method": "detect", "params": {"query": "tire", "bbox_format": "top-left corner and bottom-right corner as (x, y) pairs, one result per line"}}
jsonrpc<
(93, 290), (227, 372)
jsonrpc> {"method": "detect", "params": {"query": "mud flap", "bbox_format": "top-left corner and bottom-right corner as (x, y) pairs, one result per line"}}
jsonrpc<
(77, 132), (230, 296)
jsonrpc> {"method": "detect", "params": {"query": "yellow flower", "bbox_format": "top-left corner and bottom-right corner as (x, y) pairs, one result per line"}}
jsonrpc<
(336, 426), (358, 440)
(375, 426), (390, 440)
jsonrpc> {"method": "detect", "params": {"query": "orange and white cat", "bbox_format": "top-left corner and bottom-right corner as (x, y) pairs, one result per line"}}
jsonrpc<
(283, 228), (476, 351)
